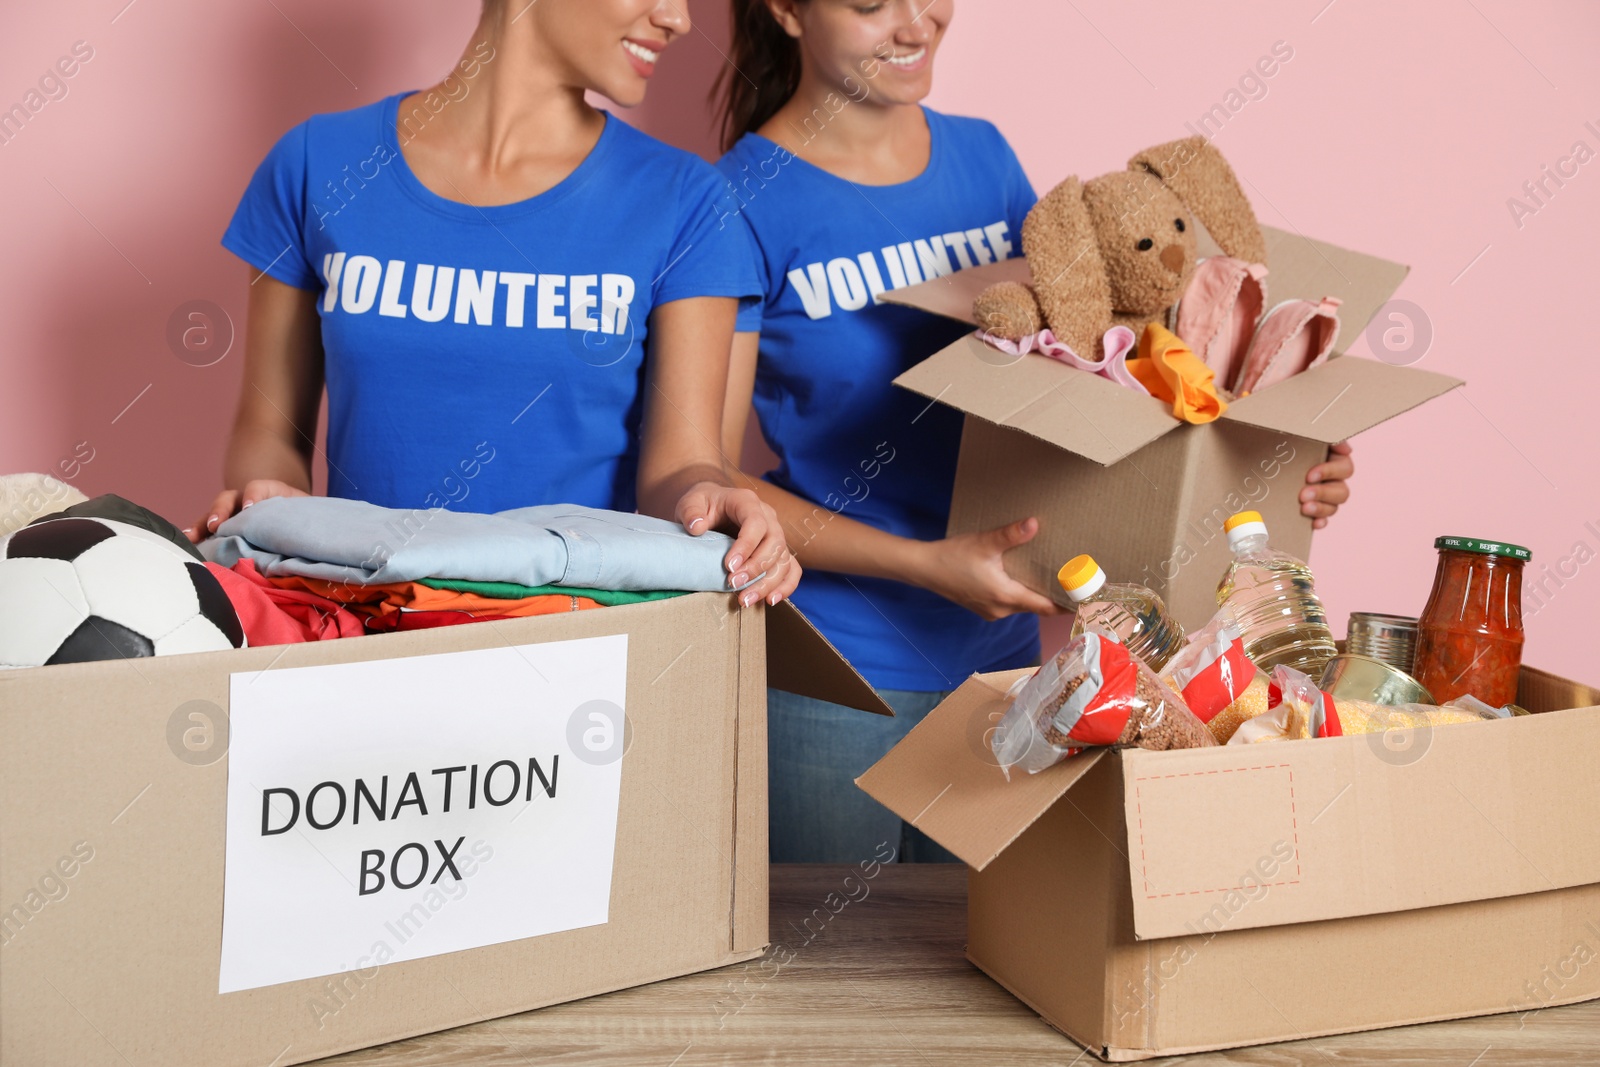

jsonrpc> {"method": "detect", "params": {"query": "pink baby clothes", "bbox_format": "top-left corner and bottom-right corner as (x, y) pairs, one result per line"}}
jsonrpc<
(975, 325), (1149, 395)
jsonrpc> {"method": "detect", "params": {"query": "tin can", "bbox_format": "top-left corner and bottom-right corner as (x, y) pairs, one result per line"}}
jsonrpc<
(1318, 653), (1434, 707)
(1346, 612), (1419, 673)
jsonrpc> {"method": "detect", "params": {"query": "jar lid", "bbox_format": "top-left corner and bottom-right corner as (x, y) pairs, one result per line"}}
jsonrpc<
(1434, 536), (1531, 561)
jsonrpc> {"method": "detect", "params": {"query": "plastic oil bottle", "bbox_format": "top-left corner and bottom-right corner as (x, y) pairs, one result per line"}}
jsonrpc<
(1215, 510), (1337, 676)
(1060, 554), (1186, 672)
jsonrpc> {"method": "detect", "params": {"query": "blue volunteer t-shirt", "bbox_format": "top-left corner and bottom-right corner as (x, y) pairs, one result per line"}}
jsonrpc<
(223, 92), (758, 514)
(717, 109), (1040, 692)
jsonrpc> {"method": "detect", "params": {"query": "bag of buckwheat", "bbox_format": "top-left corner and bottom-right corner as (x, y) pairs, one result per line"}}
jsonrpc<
(993, 629), (1216, 776)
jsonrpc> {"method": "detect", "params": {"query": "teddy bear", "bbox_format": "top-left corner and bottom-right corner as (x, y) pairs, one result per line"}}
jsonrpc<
(0, 472), (88, 538)
(973, 136), (1267, 361)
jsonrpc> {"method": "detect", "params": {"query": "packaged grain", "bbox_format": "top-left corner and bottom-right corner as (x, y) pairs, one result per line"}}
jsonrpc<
(994, 629), (1216, 776)
(1159, 605), (1272, 743)
(1230, 665), (1499, 744)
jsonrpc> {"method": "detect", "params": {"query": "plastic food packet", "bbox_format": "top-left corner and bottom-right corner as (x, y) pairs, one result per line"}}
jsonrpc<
(993, 629), (1217, 776)
(1444, 694), (1515, 720)
(1229, 666), (1500, 744)
(1158, 605), (1272, 743)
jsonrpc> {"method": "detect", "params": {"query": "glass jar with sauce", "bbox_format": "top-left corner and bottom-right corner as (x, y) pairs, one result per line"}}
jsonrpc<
(1412, 536), (1528, 707)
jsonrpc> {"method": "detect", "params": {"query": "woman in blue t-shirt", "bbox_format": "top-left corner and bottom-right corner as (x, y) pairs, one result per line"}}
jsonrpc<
(188, 1), (798, 608)
(714, 0), (1357, 861)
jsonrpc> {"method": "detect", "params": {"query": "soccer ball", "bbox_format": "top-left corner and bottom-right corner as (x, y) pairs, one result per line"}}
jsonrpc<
(0, 516), (245, 669)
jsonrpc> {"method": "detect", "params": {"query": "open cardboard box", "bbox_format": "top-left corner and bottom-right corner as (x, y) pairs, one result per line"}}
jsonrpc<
(0, 594), (889, 1067)
(883, 225), (1464, 630)
(859, 663), (1600, 1060)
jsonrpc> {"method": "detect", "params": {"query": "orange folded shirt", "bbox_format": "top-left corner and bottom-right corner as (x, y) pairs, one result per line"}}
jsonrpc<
(1126, 323), (1229, 425)
(264, 574), (601, 621)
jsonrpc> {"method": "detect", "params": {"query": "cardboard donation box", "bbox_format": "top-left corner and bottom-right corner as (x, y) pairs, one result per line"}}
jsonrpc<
(858, 664), (1600, 1061)
(0, 594), (888, 1067)
(884, 225), (1464, 630)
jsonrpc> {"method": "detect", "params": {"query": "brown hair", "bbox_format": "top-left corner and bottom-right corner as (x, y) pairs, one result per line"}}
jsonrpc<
(713, 0), (804, 152)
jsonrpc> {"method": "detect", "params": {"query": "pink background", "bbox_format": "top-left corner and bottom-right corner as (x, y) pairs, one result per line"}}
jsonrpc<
(2, 1), (1596, 682)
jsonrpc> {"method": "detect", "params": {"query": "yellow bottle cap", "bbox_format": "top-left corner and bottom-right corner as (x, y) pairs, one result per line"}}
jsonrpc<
(1224, 510), (1264, 533)
(1057, 554), (1101, 593)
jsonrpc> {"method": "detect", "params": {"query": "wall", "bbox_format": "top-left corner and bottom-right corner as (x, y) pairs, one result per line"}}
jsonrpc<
(2, 1), (1596, 682)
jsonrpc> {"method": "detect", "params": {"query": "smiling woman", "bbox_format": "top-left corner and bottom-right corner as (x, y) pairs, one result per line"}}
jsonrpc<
(712, 0), (1053, 865)
(707, 0), (1353, 865)
(195, 0), (801, 608)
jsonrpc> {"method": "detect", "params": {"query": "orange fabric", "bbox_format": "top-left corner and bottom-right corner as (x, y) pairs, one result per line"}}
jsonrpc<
(1126, 323), (1229, 424)
(263, 574), (601, 621)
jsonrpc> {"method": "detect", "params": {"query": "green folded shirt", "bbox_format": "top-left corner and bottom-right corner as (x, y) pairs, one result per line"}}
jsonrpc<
(416, 578), (689, 607)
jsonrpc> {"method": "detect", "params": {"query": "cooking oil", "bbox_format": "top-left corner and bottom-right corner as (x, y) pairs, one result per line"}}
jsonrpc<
(1060, 554), (1186, 672)
(1215, 511), (1337, 676)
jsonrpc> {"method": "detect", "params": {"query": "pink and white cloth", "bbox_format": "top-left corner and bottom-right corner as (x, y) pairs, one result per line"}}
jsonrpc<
(975, 324), (1150, 396)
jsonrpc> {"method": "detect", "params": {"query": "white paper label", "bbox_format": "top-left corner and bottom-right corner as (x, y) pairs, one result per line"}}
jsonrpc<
(218, 634), (627, 994)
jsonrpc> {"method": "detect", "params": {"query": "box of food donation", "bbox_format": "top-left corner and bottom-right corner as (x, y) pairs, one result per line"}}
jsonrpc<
(881, 224), (1464, 631)
(858, 664), (1600, 1061)
(0, 593), (889, 1067)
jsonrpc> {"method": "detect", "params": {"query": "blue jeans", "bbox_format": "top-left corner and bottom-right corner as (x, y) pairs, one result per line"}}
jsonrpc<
(767, 687), (962, 864)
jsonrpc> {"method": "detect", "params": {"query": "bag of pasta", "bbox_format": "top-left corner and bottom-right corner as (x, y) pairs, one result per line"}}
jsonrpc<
(1158, 605), (1273, 743)
(993, 629), (1216, 776)
(1230, 665), (1501, 744)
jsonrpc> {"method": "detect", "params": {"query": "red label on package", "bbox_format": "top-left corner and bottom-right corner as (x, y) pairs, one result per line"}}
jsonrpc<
(1066, 636), (1139, 746)
(1177, 637), (1255, 724)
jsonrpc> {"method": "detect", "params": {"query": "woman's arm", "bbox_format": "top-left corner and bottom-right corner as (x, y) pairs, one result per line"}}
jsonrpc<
(721, 332), (1062, 621)
(185, 272), (322, 540)
(637, 297), (799, 607)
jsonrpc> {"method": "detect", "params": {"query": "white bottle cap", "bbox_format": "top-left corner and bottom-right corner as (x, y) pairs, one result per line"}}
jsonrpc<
(1226, 519), (1269, 550)
(1057, 555), (1107, 603)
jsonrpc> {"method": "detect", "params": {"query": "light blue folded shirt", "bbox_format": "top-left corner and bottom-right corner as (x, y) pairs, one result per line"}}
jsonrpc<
(200, 497), (737, 592)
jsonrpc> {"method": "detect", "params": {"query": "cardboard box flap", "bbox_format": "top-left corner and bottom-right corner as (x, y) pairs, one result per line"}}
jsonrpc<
(856, 670), (1107, 869)
(882, 225), (1406, 340)
(886, 223), (1427, 465)
(893, 335), (1184, 467)
(1256, 225), (1409, 343)
(766, 601), (893, 717)
(1119, 703), (1600, 941)
(880, 256), (1028, 325)
(1224, 355), (1463, 445)
(1519, 664), (1600, 713)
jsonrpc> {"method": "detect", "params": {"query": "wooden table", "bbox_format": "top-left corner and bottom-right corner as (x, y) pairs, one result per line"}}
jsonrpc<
(325, 865), (1599, 1066)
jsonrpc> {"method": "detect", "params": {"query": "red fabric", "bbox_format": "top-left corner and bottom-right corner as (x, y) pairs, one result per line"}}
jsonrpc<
(205, 560), (365, 645)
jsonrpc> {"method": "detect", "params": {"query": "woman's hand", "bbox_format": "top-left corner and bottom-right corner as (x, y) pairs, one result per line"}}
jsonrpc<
(636, 297), (799, 609)
(676, 481), (801, 607)
(187, 271), (323, 544)
(912, 517), (1067, 621)
(184, 479), (308, 543)
(1300, 441), (1354, 530)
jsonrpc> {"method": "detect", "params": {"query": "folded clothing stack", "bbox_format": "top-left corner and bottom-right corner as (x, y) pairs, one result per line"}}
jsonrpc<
(1, 490), (741, 661)
(198, 497), (739, 647)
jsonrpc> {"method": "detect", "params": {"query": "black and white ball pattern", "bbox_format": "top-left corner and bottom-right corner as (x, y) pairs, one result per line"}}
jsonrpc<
(0, 516), (245, 669)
